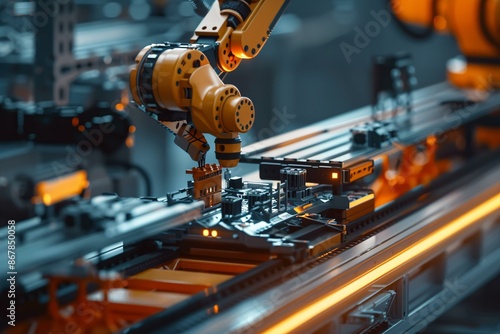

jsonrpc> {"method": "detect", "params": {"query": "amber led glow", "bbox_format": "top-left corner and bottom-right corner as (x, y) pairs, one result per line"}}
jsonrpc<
(264, 193), (500, 333)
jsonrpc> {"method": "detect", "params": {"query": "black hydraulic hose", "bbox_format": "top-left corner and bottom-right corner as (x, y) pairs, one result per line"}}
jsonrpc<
(106, 161), (152, 196)
(187, 0), (214, 17)
(390, 0), (436, 40)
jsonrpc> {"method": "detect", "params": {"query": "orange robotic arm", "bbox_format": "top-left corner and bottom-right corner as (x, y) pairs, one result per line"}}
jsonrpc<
(130, 0), (290, 168)
(393, 0), (500, 91)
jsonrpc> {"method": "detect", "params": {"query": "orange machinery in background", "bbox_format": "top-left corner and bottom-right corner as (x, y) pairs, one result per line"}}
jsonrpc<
(393, 0), (500, 90)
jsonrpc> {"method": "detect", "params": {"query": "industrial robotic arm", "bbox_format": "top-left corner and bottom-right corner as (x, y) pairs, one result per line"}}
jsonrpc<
(393, 0), (500, 91)
(130, 0), (290, 168)
(131, 0), (498, 167)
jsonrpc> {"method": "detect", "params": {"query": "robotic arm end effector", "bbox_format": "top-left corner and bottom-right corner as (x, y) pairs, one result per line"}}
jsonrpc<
(129, 44), (255, 168)
(129, 0), (290, 167)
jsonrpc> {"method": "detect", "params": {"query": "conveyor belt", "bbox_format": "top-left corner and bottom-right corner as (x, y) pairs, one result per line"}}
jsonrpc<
(3, 82), (499, 334)
(0, 199), (204, 275)
(180, 152), (500, 334)
(241, 83), (500, 168)
(122, 146), (500, 333)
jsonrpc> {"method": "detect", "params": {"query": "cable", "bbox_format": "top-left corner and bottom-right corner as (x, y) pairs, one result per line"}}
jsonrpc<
(107, 161), (153, 196)
(390, 0), (437, 40)
(187, 0), (214, 17)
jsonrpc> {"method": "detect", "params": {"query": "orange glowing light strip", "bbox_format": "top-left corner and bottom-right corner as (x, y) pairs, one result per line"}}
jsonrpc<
(34, 170), (88, 206)
(264, 192), (500, 334)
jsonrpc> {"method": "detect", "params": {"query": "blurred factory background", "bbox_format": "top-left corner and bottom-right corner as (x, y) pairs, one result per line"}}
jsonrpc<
(0, 1), (499, 333)
(0, 0), (460, 195)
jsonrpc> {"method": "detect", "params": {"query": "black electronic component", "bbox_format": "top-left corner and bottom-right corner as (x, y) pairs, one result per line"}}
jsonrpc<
(247, 189), (270, 210)
(23, 104), (84, 144)
(324, 191), (375, 224)
(228, 176), (244, 189)
(351, 122), (398, 149)
(280, 167), (306, 189)
(280, 167), (311, 200)
(372, 53), (417, 116)
(0, 101), (130, 153)
(63, 208), (100, 231)
(221, 195), (243, 217)
(261, 163), (343, 185)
